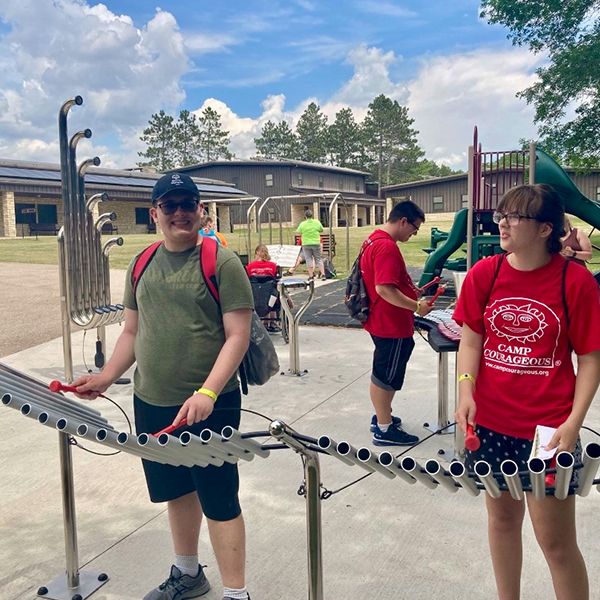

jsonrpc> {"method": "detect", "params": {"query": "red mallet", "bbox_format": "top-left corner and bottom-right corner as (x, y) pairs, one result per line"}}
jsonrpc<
(465, 423), (481, 451)
(152, 419), (187, 437)
(427, 285), (447, 306)
(418, 276), (441, 293)
(48, 380), (105, 399)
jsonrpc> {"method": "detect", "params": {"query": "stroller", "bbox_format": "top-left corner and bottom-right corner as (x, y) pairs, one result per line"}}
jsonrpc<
(248, 275), (289, 343)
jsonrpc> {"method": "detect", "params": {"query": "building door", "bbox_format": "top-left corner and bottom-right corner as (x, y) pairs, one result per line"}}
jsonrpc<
(37, 204), (58, 224)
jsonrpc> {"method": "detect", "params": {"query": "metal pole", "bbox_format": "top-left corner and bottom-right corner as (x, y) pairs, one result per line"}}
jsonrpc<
(529, 142), (536, 185)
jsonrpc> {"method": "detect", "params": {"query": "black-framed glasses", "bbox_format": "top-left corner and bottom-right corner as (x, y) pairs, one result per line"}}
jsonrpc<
(408, 220), (421, 232)
(156, 198), (200, 215)
(492, 212), (537, 226)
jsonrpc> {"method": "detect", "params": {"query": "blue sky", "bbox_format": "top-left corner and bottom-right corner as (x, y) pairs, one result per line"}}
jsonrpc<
(0, 0), (543, 169)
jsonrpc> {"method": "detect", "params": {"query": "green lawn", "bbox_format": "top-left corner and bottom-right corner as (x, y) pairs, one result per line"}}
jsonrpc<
(1, 215), (598, 276)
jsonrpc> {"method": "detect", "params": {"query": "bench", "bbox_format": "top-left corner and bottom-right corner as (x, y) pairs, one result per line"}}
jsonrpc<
(101, 222), (118, 235)
(293, 233), (336, 258)
(29, 223), (60, 238)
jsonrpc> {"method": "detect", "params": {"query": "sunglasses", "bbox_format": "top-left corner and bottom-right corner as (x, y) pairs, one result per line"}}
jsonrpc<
(156, 198), (200, 215)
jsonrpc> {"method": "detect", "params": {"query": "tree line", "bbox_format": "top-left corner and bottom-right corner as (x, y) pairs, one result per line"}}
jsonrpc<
(137, 95), (461, 189)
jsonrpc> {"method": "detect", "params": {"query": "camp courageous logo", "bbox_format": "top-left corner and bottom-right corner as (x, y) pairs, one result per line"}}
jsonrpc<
(483, 298), (561, 370)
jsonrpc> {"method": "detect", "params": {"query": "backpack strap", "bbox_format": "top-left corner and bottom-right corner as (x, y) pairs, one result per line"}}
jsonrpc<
(131, 241), (163, 296)
(199, 236), (220, 305)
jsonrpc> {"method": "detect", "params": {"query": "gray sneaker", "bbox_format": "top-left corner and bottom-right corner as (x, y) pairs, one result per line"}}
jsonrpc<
(143, 565), (211, 600)
(223, 596), (251, 600)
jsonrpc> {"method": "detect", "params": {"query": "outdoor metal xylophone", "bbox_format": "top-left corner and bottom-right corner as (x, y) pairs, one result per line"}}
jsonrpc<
(2, 362), (600, 600)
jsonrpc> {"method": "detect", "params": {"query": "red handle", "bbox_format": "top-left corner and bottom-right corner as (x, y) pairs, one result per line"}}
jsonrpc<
(48, 380), (104, 399)
(152, 419), (187, 437)
(418, 276), (441, 293)
(545, 457), (556, 487)
(465, 423), (481, 451)
(427, 285), (446, 306)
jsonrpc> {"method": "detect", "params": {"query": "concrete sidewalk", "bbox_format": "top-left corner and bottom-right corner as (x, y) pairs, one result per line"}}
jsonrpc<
(1, 324), (599, 600)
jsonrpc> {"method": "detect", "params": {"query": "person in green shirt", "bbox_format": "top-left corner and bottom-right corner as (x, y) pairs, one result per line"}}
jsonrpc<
(73, 173), (254, 600)
(285, 209), (325, 280)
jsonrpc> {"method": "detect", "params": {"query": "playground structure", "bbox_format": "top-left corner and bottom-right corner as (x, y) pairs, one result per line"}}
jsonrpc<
(418, 128), (600, 287)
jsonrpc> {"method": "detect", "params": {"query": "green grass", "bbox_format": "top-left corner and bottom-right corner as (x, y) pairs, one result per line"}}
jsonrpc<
(1, 215), (598, 275)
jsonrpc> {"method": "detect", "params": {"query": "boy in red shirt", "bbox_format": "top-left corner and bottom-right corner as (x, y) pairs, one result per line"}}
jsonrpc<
(361, 200), (432, 445)
(454, 184), (600, 600)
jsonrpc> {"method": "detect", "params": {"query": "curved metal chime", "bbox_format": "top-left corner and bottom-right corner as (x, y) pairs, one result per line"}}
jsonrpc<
(58, 95), (124, 334)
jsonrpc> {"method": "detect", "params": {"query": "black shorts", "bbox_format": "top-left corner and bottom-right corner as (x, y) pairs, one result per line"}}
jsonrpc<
(370, 335), (415, 391)
(465, 424), (582, 496)
(134, 388), (242, 521)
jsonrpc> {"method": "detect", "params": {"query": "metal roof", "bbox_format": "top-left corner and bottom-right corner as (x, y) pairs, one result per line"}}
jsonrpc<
(0, 165), (247, 197)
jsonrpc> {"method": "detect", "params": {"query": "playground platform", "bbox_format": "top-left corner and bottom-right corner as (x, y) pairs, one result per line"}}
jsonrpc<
(2, 316), (600, 600)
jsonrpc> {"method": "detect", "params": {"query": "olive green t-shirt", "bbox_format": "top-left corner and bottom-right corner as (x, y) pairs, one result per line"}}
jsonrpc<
(123, 243), (254, 407)
(296, 218), (323, 245)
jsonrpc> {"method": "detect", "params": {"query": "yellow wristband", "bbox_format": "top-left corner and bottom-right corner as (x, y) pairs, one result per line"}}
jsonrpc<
(458, 373), (476, 384)
(415, 300), (421, 314)
(195, 387), (218, 402)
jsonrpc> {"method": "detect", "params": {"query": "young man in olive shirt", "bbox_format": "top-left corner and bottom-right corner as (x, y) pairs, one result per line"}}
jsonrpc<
(74, 173), (254, 600)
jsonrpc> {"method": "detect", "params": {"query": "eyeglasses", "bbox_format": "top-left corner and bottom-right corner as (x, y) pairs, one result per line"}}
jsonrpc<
(156, 198), (199, 215)
(492, 212), (537, 226)
(407, 220), (420, 232)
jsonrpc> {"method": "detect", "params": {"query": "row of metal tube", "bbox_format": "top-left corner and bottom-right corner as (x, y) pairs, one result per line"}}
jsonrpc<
(58, 96), (124, 329)
(316, 435), (600, 500)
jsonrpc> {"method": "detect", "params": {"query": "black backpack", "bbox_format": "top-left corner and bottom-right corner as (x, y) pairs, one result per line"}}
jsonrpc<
(344, 243), (370, 322)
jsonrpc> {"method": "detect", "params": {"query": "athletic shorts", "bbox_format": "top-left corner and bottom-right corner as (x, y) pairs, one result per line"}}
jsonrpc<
(465, 424), (582, 496)
(133, 388), (242, 521)
(370, 335), (415, 391)
(302, 244), (323, 267)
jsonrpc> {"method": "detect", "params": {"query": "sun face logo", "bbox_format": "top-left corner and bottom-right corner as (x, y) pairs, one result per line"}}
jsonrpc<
(488, 302), (548, 343)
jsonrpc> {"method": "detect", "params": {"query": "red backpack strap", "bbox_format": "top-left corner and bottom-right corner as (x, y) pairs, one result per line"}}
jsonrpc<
(200, 237), (220, 304)
(131, 241), (163, 296)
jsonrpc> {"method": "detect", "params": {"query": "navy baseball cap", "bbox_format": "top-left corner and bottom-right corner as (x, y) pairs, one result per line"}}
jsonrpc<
(152, 173), (200, 202)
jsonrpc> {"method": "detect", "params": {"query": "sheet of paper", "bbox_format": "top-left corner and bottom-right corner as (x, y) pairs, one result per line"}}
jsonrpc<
(266, 244), (301, 267)
(529, 425), (558, 461)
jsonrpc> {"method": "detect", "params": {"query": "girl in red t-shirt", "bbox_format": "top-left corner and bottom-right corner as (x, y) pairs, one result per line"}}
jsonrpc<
(454, 184), (600, 600)
(246, 245), (281, 331)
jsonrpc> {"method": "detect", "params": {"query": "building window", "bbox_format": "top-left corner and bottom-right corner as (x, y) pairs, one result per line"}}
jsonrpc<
(265, 173), (274, 187)
(135, 207), (150, 225)
(432, 196), (444, 212)
(318, 175), (324, 189)
(297, 172), (303, 186)
(597, 186), (600, 202)
(461, 194), (469, 208)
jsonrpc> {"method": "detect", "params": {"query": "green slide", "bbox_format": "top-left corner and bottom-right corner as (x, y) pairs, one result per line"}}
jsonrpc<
(535, 148), (600, 229)
(418, 208), (468, 287)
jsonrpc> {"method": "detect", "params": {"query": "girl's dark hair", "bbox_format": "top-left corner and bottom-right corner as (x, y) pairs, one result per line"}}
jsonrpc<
(497, 184), (565, 254)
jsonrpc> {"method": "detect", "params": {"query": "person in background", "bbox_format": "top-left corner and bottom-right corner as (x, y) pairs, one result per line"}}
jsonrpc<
(74, 173), (254, 600)
(560, 215), (592, 266)
(246, 244), (281, 332)
(454, 184), (600, 600)
(360, 200), (433, 446)
(199, 215), (228, 247)
(284, 209), (324, 280)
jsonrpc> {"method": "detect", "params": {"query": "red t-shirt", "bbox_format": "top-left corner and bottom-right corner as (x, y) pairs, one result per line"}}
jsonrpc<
(361, 229), (418, 338)
(453, 253), (600, 439)
(246, 260), (278, 278)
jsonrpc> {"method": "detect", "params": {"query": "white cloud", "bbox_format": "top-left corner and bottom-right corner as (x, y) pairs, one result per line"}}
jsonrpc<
(0, 1), (188, 165)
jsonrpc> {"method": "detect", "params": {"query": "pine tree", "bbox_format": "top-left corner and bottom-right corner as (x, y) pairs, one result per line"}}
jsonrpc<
(197, 107), (232, 162)
(137, 110), (176, 171)
(254, 120), (300, 159)
(327, 108), (363, 168)
(296, 102), (328, 163)
(173, 110), (201, 166)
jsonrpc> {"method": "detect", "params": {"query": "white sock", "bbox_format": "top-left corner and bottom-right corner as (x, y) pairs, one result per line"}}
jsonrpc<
(223, 586), (248, 599)
(175, 554), (199, 577)
(378, 422), (391, 432)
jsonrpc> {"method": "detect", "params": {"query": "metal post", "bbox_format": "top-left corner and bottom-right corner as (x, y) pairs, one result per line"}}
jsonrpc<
(58, 431), (79, 588)
(269, 421), (323, 600)
(529, 142), (537, 185)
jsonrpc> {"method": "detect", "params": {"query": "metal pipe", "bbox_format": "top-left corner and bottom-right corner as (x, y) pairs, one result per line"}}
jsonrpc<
(245, 198), (261, 256)
(335, 441), (374, 474)
(198, 429), (254, 462)
(500, 460), (523, 501)
(356, 447), (396, 480)
(578, 443), (600, 497)
(554, 451), (574, 501)
(106, 430), (171, 464)
(257, 197), (284, 247)
(58, 229), (74, 382)
(137, 432), (209, 468)
(474, 460), (501, 499)
(448, 461), (480, 496)
(327, 193), (349, 270)
(399, 456), (437, 489)
(157, 433), (214, 467)
(178, 431), (228, 467)
(221, 426), (270, 458)
(75, 424), (152, 461)
(180, 431), (238, 465)
(527, 457), (547, 500)
(424, 459), (458, 493)
(316, 435), (355, 466)
(376, 451), (416, 485)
